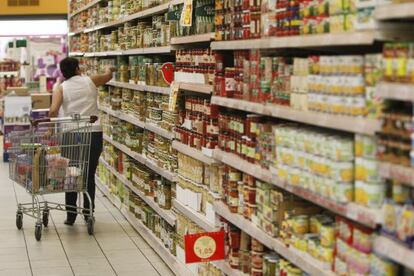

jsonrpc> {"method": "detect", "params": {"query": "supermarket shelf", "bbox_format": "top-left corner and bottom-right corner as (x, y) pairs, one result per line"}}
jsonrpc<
(3, 122), (31, 127)
(172, 141), (217, 165)
(99, 157), (176, 225)
(69, 0), (102, 18)
(103, 134), (175, 182)
(211, 30), (414, 50)
(145, 158), (176, 182)
(84, 2), (172, 33)
(214, 149), (381, 228)
(99, 106), (174, 140)
(177, 82), (213, 94)
(103, 134), (146, 165)
(375, 2), (414, 20)
(213, 261), (248, 276)
(0, 71), (18, 77)
(145, 123), (175, 140)
(213, 201), (335, 276)
(376, 82), (414, 102)
(99, 105), (146, 129)
(68, 31), (84, 36)
(172, 199), (217, 232)
(280, 182), (381, 228)
(96, 178), (192, 276)
(68, 52), (84, 57)
(122, 208), (193, 276)
(170, 33), (215, 45)
(96, 176), (123, 209)
(82, 47), (171, 57)
(107, 80), (170, 95)
(122, 46), (171, 55)
(374, 236), (414, 271)
(379, 162), (414, 187)
(211, 96), (381, 135)
(213, 149), (272, 183)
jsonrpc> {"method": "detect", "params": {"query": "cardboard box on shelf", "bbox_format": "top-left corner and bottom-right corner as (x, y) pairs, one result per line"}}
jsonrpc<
(6, 87), (29, 96)
(31, 93), (51, 109)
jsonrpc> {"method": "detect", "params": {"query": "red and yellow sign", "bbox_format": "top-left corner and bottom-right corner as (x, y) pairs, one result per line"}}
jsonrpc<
(184, 231), (225, 264)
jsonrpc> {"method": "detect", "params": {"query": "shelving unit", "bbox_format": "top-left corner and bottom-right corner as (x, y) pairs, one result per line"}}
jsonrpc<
(0, 71), (19, 77)
(103, 134), (175, 182)
(379, 162), (414, 187)
(211, 29), (414, 50)
(99, 158), (176, 225)
(82, 2), (173, 33)
(213, 201), (335, 276)
(170, 33), (215, 45)
(211, 96), (381, 135)
(145, 123), (175, 140)
(96, 177), (193, 276)
(70, 0), (414, 274)
(214, 149), (381, 228)
(212, 261), (248, 276)
(69, 0), (102, 17)
(172, 141), (217, 165)
(373, 236), (414, 271)
(376, 82), (414, 102)
(172, 199), (217, 232)
(177, 82), (213, 94)
(375, 2), (414, 20)
(100, 105), (146, 129)
(100, 106), (174, 140)
(107, 80), (170, 95)
(68, 52), (84, 57)
(79, 46), (172, 57)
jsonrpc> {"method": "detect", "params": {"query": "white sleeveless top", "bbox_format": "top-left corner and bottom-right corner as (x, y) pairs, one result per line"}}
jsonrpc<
(61, 75), (102, 132)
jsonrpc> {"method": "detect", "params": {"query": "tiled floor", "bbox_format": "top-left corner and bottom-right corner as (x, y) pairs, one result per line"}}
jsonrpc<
(0, 160), (174, 276)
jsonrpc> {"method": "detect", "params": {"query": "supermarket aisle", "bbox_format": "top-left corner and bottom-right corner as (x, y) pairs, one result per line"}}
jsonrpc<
(0, 160), (175, 276)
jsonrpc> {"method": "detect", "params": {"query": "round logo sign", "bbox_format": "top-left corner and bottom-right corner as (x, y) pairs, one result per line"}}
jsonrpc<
(193, 235), (216, 259)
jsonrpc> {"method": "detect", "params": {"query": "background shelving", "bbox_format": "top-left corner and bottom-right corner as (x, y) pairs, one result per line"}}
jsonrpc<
(69, 0), (414, 274)
(211, 96), (381, 135)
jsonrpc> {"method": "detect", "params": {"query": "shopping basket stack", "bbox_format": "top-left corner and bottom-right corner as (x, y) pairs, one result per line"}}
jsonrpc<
(8, 114), (97, 241)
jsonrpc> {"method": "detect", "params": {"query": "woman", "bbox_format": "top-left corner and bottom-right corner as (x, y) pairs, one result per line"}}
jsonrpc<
(49, 57), (114, 225)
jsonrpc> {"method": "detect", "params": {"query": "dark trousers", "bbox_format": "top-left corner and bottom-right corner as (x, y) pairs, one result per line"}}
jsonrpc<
(65, 131), (103, 220)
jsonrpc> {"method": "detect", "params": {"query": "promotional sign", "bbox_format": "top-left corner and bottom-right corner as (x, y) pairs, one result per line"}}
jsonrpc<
(184, 231), (225, 264)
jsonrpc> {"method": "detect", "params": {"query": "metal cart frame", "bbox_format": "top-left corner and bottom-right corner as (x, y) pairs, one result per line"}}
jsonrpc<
(8, 114), (98, 241)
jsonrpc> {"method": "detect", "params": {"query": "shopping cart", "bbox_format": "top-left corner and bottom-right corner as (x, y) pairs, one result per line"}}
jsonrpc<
(8, 114), (97, 241)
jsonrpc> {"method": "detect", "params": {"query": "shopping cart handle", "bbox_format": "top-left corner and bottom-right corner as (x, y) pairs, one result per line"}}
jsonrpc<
(90, 115), (98, 123)
(31, 118), (50, 127)
(32, 115), (98, 126)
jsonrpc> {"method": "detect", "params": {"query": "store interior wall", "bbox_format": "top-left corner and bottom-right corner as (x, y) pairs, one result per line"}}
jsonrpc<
(0, 0), (67, 16)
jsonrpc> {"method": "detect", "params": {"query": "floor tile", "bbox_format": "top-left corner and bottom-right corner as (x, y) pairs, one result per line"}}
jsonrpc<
(152, 262), (175, 276)
(131, 236), (151, 249)
(0, 267), (32, 276)
(104, 248), (150, 265)
(32, 266), (73, 276)
(141, 248), (164, 263)
(112, 261), (159, 275)
(0, 153), (174, 276)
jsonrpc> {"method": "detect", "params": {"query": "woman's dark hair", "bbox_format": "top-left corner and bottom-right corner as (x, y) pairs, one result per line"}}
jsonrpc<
(60, 57), (80, 79)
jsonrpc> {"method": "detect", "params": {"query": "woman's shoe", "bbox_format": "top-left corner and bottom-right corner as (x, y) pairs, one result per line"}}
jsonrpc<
(64, 219), (75, 226)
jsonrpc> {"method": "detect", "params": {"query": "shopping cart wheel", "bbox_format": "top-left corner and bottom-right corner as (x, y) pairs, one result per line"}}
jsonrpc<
(35, 223), (42, 241)
(87, 217), (94, 235)
(42, 210), (49, 227)
(16, 212), (23, 230)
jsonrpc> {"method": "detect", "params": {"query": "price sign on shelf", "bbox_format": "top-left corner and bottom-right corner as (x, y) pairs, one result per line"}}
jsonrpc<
(184, 231), (225, 264)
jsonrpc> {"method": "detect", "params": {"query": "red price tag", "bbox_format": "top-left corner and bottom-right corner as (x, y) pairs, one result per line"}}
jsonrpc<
(184, 231), (225, 264)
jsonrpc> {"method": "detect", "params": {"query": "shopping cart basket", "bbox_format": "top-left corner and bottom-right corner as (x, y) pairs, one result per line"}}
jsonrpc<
(8, 114), (98, 241)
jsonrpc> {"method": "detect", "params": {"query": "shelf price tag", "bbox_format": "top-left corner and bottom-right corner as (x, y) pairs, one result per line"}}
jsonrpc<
(184, 231), (225, 264)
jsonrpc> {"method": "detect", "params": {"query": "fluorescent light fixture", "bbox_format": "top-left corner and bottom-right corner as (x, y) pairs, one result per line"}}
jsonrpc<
(0, 20), (67, 36)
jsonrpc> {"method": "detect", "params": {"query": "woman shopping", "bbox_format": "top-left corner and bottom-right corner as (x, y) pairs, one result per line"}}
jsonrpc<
(49, 57), (115, 225)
